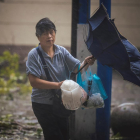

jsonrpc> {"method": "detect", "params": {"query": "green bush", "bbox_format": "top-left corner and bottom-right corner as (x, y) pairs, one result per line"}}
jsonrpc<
(0, 51), (19, 77)
(0, 51), (32, 96)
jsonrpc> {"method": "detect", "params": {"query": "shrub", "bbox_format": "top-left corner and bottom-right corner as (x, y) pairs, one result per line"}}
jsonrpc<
(0, 51), (32, 96)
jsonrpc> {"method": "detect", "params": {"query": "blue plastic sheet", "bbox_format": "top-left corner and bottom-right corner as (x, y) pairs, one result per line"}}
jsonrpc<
(77, 65), (108, 100)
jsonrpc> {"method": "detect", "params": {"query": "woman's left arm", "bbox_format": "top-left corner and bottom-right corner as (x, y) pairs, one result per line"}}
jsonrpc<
(74, 56), (95, 73)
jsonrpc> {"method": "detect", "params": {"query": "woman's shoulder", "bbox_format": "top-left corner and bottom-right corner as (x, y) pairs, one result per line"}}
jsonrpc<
(55, 44), (69, 54)
(27, 48), (38, 61)
(28, 48), (37, 56)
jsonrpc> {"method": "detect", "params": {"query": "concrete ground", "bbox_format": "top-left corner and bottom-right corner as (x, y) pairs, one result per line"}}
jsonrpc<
(111, 70), (140, 112)
(0, 70), (140, 140)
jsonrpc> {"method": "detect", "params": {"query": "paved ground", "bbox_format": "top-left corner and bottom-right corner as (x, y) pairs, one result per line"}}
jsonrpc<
(0, 92), (44, 140)
(0, 70), (140, 140)
(111, 70), (140, 111)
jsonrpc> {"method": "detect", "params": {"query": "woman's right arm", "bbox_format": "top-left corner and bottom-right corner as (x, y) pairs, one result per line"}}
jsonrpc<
(28, 74), (63, 89)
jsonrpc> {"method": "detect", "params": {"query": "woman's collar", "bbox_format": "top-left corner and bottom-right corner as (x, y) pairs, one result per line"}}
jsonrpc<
(38, 44), (60, 57)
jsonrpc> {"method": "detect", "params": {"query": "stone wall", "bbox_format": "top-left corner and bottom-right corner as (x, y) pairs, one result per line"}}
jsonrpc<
(0, 0), (140, 48)
(0, 0), (72, 47)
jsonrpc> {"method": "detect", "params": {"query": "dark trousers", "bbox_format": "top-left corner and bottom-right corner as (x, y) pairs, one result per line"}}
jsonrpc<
(32, 102), (69, 140)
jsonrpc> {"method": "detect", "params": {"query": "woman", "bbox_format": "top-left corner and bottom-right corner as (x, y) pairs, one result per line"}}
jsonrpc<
(26, 17), (95, 140)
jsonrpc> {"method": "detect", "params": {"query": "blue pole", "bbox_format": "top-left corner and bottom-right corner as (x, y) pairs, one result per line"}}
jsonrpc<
(79, 0), (90, 24)
(96, 0), (112, 140)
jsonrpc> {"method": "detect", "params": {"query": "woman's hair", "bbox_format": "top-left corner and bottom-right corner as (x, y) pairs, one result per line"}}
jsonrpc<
(35, 17), (56, 37)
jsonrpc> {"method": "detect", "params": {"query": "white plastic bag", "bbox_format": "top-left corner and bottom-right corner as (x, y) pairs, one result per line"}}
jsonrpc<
(82, 93), (104, 109)
(60, 80), (87, 110)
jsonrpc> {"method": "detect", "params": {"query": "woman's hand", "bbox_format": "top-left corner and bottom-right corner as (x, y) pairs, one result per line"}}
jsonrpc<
(78, 56), (96, 73)
(74, 56), (96, 74)
(57, 81), (64, 89)
(84, 56), (95, 66)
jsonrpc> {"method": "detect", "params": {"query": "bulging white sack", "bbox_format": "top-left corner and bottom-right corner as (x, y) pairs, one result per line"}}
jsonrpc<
(82, 93), (104, 109)
(60, 80), (87, 110)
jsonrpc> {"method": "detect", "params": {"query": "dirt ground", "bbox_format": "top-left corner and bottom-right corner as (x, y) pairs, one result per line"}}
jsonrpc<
(0, 70), (140, 140)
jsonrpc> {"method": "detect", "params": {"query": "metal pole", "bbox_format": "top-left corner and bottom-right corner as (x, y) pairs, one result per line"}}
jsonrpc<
(70, 1), (79, 139)
(78, 0), (90, 24)
(96, 0), (112, 140)
(71, 1), (91, 140)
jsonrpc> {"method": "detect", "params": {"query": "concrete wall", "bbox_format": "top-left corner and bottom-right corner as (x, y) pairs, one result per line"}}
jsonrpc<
(0, 0), (140, 48)
(0, 0), (71, 47)
(91, 0), (140, 48)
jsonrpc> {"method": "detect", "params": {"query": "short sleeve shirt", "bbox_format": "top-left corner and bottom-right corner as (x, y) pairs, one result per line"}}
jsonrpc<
(26, 44), (80, 104)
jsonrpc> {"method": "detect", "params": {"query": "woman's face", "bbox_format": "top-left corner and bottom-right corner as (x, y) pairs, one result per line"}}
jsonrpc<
(38, 29), (56, 48)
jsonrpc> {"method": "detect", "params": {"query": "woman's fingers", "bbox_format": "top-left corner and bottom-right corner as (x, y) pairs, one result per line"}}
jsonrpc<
(58, 81), (64, 88)
(86, 56), (93, 60)
(85, 56), (95, 65)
